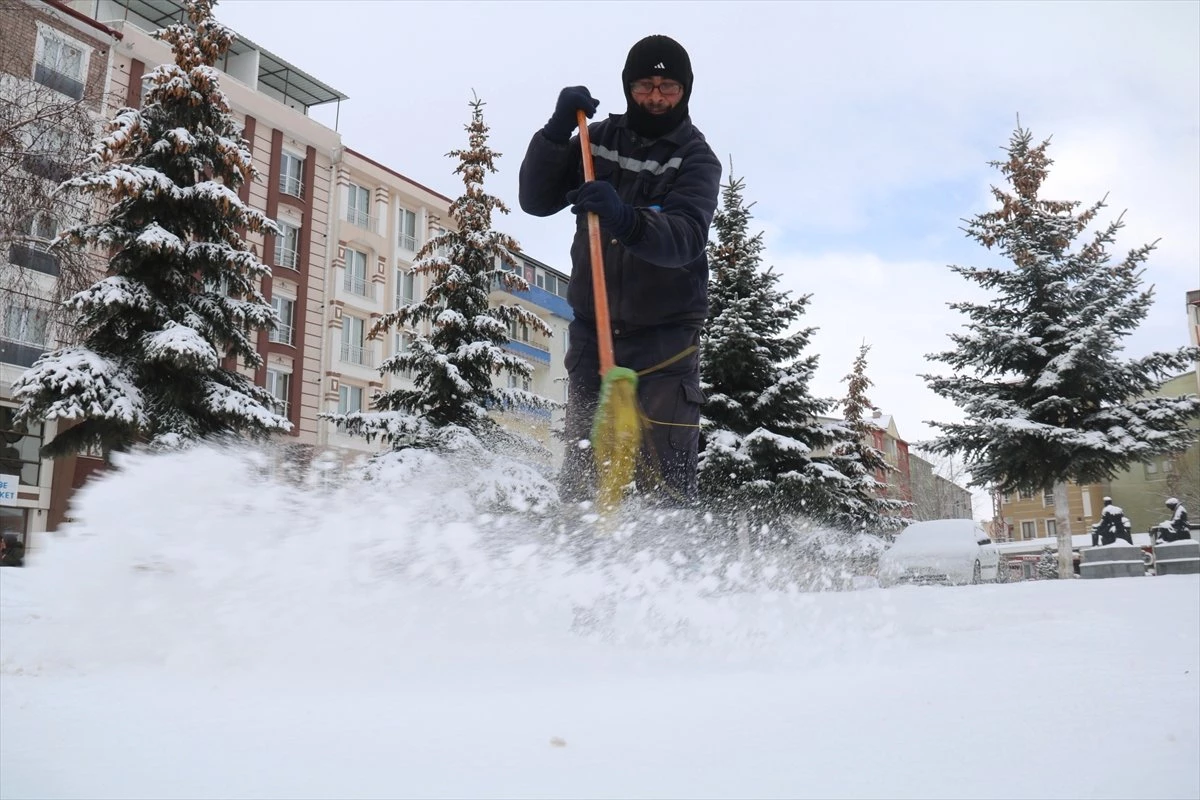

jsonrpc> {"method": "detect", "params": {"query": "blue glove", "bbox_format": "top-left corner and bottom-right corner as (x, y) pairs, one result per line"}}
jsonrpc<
(543, 86), (599, 144)
(566, 181), (637, 240)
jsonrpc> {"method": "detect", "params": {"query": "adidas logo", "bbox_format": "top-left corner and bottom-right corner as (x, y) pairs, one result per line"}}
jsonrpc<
(652, 61), (665, 69)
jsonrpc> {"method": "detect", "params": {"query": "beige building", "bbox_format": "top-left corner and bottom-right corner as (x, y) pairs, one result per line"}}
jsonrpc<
(4, 0), (572, 548)
(996, 483), (1105, 543)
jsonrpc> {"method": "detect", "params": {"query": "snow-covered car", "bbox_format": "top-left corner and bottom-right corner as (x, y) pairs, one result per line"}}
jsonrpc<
(877, 519), (1001, 587)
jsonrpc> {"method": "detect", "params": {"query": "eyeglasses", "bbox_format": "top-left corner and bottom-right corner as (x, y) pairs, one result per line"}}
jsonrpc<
(630, 79), (683, 97)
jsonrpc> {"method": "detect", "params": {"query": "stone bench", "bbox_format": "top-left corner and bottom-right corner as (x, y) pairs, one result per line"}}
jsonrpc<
(1079, 544), (1145, 579)
(1154, 539), (1200, 576)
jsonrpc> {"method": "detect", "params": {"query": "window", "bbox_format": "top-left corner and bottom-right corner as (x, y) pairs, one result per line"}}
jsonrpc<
(341, 315), (370, 366)
(507, 319), (530, 343)
(265, 368), (291, 415)
(396, 269), (417, 307)
(269, 296), (295, 345)
(432, 226), (449, 257)
(0, 406), (43, 487)
(1045, 519), (1057, 538)
(394, 331), (414, 377)
(508, 373), (531, 392)
(1042, 490), (1054, 507)
(275, 220), (300, 269)
(9, 215), (60, 276)
(1018, 489), (1034, 501)
(3, 305), (48, 347)
(337, 384), (363, 414)
(1143, 461), (1159, 479)
(1020, 520), (1037, 540)
(34, 27), (87, 100)
(344, 249), (371, 298)
(279, 152), (304, 198)
(346, 183), (372, 230)
(397, 207), (418, 252)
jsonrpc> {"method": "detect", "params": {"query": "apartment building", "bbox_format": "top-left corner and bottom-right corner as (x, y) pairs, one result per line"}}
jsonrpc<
(322, 148), (454, 454)
(1, 0), (120, 545)
(491, 252), (572, 464)
(4, 0), (573, 545)
(996, 483), (1104, 543)
(866, 412), (914, 509)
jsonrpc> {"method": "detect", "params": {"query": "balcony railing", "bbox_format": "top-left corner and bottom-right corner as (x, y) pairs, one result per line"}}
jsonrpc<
(275, 244), (299, 270)
(268, 323), (294, 345)
(344, 208), (378, 234)
(22, 152), (71, 183)
(8, 243), (60, 276)
(34, 62), (84, 100)
(395, 292), (416, 309)
(278, 173), (304, 198)
(340, 342), (373, 368)
(398, 233), (418, 252)
(343, 274), (375, 300)
(0, 338), (46, 368)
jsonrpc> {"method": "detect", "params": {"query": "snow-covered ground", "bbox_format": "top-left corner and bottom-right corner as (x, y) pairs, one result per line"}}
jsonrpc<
(2, 446), (1197, 799)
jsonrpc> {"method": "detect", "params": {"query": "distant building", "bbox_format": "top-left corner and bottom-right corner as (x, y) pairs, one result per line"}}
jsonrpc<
(2, 0), (572, 552)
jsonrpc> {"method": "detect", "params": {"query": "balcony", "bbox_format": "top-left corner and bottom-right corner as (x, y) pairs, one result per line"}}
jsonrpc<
(22, 152), (71, 183)
(0, 339), (46, 368)
(8, 243), (59, 276)
(268, 323), (294, 345)
(278, 173), (304, 199)
(33, 62), (84, 100)
(275, 244), (299, 270)
(398, 233), (418, 252)
(344, 208), (378, 234)
(343, 274), (376, 300)
(340, 342), (373, 368)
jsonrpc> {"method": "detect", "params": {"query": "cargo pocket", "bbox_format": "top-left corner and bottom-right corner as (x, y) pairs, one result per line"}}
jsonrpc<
(669, 383), (706, 450)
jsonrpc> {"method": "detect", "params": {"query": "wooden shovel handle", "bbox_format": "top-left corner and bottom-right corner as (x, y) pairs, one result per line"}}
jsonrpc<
(576, 109), (615, 374)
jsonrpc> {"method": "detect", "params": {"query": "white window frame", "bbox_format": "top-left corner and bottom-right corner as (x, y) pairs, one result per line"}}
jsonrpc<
(397, 207), (418, 253)
(275, 220), (300, 269)
(396, 268), (417, 308)
(2, 305), (49, 346)
(1020, 520), (1037, 540)
(33, 24), (90, 97)
(265, 367), (291, 415)
(344, 249), (370, 298)
(394, 331), (415, 378)
(340, 315), (370, 366)
(1042, 489), (1054, 507)
(279, 151), (304, 198)
(1044, 518), (1057, 539)
(346, 183), (372, 230)
(337, 384), (363, 415)
(269, 295), (295, 345)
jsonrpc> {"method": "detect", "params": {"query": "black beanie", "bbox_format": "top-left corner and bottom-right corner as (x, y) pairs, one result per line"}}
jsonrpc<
(622, 35), (692, 139)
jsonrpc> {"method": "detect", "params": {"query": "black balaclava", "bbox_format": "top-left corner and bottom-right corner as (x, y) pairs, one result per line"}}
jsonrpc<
(622, 34), (693, 140)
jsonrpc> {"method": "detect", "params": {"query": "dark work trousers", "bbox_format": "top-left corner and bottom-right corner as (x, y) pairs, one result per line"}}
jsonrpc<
(559, 319), (704, 507)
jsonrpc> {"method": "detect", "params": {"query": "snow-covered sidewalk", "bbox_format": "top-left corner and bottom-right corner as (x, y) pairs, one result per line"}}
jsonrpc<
(1, 448), (1197, 799)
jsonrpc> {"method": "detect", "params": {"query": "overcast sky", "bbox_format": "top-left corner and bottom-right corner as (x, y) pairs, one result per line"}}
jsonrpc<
(214, 0), (1198, 477)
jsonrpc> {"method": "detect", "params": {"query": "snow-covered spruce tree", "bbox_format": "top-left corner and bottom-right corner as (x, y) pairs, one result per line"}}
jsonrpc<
(828, 344), (909, 533)
(12, 0), (287, 457)
(699, 172), (850, 534)
(324, 95), (552, 451)
(921, 124), (1200, 577)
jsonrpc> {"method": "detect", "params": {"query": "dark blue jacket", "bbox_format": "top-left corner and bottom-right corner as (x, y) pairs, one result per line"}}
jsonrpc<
(519, 114), (722, 332)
